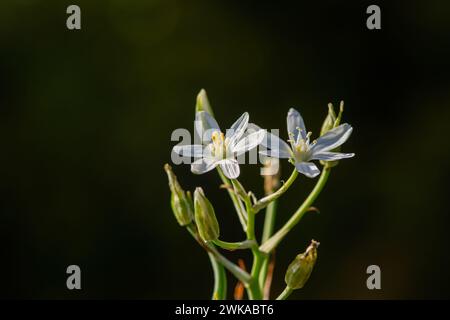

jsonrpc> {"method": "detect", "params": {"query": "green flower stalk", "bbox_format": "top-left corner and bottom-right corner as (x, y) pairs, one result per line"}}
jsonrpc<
(194, 187), (220, 242)
(164, 164), (193, 226)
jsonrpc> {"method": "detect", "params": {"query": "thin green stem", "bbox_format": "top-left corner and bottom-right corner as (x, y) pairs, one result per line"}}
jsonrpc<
(217, 168), (247, 231)
(259, 200), (277, 290)
(260, 167), (331, 254)
(186, 224), (252, 285)
(240, 192), (264, 300)
(276, 286), (293, 300)
(244, 196), (256, 241)
(247, 250), (264, 299)
(206, 244), (252, 285)
(207, 252), (227, 300)
(261, 200), (278, 243)
(253, 169), (298, 213)
(212, 239), (257, 251)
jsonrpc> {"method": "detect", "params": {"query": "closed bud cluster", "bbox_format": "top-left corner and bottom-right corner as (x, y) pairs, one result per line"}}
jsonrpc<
(320, 101), (345, 167)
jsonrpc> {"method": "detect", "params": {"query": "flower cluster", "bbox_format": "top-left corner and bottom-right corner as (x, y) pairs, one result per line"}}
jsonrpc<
(173, 101), (353, 179)
(165, 89), (355, 300)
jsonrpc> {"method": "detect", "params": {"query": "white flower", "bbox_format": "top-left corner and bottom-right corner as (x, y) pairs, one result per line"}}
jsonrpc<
(260, 108), (354, 178)
(173, 111), (266, 179)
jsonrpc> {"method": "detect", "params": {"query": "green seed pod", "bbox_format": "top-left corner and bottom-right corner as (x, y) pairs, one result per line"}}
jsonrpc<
(164, 164), (193, 226)
(320, 101), (344, 168)
(195, 89), (214, 117)
(284, 240), (319, 290)
(194, 187), (220, 241)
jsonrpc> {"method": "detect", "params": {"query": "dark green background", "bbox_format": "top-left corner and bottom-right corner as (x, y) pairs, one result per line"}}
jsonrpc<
(1, 0), (449, 299)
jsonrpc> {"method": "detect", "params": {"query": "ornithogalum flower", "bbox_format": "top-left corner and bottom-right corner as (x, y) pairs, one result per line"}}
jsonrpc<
(260, 108), (354, 178)
(173, 111), (265, 179)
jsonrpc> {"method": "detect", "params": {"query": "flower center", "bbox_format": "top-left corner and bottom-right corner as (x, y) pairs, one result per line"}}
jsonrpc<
(291, 131), (312, 162)
(211, 131), (230, 159)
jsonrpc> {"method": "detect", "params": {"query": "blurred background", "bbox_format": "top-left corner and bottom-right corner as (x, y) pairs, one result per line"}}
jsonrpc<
(1, 0), (449, 299)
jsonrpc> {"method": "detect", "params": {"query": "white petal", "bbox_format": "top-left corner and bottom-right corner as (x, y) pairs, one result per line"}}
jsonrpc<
(310, 123), (353, 154)
(245, 123), (261, 133)
(226, 112), (249, 147)
(287, 108), (306, 142)
(295, 161), (320, 178)
(311, 151), (355, 161)
(233, 129), (266, 156)
(260, 132), (292, 159)
(195, 111), (221, 143)
(191, 158), (218, 175)
(172, 144), (204, 157)
(219, 159), (240, 179)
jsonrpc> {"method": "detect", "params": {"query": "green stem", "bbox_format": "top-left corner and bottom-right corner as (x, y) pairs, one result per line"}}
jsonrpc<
(247, 250), (264, 299)
(262, 200), (278, 243)
(276, 286), (293, 300)
(217, 168), (247, 231)
(242, 193), (264, 300)
(260, 167), (331, 254)
(207, 252), (227, 300)
(186, 224), (252, 285)
(206, 244), (252, 285)
(245, 198), (256, 242)
(253, 169), (298, 213)
(212, 239), (257, 251)
(259, 200), (277, 290)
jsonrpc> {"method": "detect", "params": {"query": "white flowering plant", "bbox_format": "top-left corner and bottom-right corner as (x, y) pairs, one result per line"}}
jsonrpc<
(165, 89), (354, 300)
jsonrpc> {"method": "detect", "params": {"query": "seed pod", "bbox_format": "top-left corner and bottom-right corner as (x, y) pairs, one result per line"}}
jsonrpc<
(284, 240), (319, 290)
(164, 164), (194, 226)
(194, 187), (220, 241)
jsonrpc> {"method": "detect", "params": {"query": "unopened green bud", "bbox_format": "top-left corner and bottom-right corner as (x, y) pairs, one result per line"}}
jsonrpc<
(284, 240), (319, 290)
(320, 101), (344, 167)
(194, 187), (220, 241)
(164, 164), (193, 226)
(320, 103), (337, 136)
(195, 89), (214, 117)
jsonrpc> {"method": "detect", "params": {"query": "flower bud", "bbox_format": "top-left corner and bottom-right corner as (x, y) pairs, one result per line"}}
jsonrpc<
(284, 240), (319, 290)
(320, 101), (344, 167)
(320, 103), (337, 136)
(194, 187), (220, 241)
(195, 89), (214, 117)
(164, 164), (194, 226)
